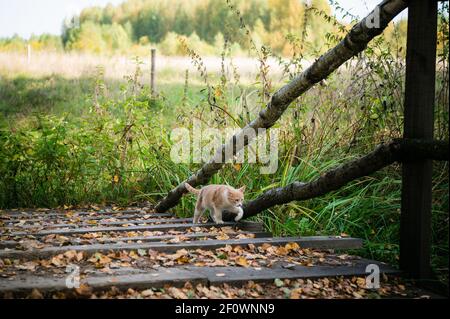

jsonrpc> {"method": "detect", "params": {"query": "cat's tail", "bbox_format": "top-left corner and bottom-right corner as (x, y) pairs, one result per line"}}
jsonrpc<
(184, 183), (200, 195)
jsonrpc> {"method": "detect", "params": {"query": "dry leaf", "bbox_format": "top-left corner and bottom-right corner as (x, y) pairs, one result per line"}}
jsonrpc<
(168, 287), (188, 299)
(235, 256), (249, 267)
(275, 246), (288, 256)
(75, 283), (92, 296)
(141, 289), (154, 297)
(274, 278), (284, 287)
(29, 289), (44, 299)
(215, 233), (230, 240)
(285, 242), (300, 251)
(15, 261), (37, 271)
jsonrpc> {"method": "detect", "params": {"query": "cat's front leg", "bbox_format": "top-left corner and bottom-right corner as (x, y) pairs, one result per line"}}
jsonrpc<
(234, 207), (244, 222)
(226, 206), (244, 222)
(213, 207), (225, 224)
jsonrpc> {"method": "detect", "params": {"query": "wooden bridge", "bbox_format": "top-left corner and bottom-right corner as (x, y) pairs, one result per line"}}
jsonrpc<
(0, 205), (403, 298)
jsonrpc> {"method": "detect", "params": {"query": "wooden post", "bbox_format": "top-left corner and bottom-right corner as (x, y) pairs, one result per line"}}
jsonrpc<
(150, 48), (156, 96)
(27, 44), (31, 64)
(400, 0), (437, 280)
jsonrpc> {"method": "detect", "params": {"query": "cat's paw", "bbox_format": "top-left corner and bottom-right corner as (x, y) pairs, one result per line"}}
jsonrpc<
(234, 207), (244, 222)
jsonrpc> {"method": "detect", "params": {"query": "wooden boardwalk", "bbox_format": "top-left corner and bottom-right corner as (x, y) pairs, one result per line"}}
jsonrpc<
(0, 206), (399, 298)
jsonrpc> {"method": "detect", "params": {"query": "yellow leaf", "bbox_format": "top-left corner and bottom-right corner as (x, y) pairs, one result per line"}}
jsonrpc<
(275, 246), (288, 256)
(63, 250), (77, 260)
(177, 255), (190, 264)
(235, 256), (249, 267)
(285, 242), (300, 251)
(290, 288), (302, 299)
(216, 233), (230, 240)
(51, 255), (64, 267)
(233, 163), (241, 171)
(75, 284), (92, 296)
(113, 175), (119, 183)
(356, 277), (366, 288)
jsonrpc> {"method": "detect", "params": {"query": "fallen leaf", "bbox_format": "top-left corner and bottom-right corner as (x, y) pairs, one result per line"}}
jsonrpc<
(275, 246), (288, 256)
(235, 256), (249, 267)
(285, 242), (300, 251)
(29, 289), (44, 299)
(290, 288), (302, 299)
(15, 261), (37, 271)
(141, 289), (154, 297)
(75, 283), (92, 296)
(137, 249), (147, 257)
(215, 233), (230, 240)
(63, 250), (77, 260)
(51, 255), (66, 267)
(274, 278), (284, 287)
(168, 287), (188, 299)
(356, 277), (366, 288)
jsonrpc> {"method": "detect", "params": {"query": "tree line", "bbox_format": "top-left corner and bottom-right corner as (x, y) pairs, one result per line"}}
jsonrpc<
(1, 0), (408, 56)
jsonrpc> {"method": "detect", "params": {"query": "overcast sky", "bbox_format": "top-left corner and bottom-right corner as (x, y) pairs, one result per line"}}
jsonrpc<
(0, 0), (408, 39)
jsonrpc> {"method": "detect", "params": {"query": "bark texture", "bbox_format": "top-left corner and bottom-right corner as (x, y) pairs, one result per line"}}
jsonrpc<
(226, 139), (448, 220)
(155, 0), (408, 213)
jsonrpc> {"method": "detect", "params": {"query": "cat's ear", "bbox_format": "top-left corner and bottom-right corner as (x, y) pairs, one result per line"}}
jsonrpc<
(239, 185), (246, 193)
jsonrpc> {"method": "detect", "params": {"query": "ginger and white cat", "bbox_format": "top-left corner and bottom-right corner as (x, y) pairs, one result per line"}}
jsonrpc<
(185, 183), (245, 224)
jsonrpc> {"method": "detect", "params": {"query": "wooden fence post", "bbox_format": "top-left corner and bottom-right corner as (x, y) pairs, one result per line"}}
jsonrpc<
(27, 44), (31, 64)
(150, 48), (156, 96)
(400, 0), (437, 280)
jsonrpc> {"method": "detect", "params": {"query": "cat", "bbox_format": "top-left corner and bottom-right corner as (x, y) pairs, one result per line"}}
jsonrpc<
(184, 183), (245, 224)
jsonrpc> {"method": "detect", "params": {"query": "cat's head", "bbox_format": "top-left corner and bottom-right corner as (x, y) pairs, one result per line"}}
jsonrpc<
(227, 186), (246, 207)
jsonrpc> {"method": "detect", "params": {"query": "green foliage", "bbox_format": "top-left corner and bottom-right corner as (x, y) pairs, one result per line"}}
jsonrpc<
(0, 34), (63, 53)
(64, 21), (131, 54)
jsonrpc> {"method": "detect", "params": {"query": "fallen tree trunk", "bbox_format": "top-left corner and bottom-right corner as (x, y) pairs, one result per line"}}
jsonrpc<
(155, 0), (408, 213)
(232, 139), (448, 219)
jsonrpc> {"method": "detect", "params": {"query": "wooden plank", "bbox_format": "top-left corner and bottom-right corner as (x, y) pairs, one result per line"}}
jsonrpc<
(0, 268), (207, 295)
(1, 208), (167, 218)
(400, 0), (437, 279)
(0, 231), (273, 249)
(0, 207), (163, 217)
(6, 221), (264, 237)
(0, 236), (362, 260)
(1, 209), (137, 216)
(1, 213), (174, 222)
(0, 259), (396, 295)
(3, 218), (193, 229)
(193, 261), (399, 285)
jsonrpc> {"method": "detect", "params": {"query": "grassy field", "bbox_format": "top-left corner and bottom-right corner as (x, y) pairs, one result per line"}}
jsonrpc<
(0, 48), (448, 285)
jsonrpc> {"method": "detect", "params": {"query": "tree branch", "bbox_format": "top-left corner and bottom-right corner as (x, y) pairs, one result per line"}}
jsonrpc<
(155, 0), (408, 213)
(225, 139), (448, 220)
